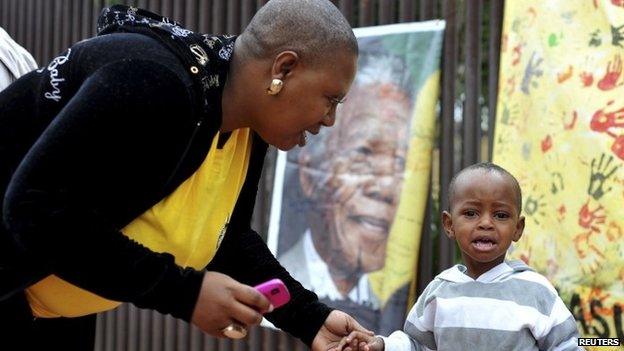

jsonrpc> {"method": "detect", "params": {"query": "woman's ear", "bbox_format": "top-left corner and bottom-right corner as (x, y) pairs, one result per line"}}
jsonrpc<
(271, 51), (299, 80)
(442, 211), (455, 239)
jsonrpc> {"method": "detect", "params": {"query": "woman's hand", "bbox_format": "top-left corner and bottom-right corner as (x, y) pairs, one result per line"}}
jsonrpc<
(190, 271), (272, 337)
(312, 310), (374, 351)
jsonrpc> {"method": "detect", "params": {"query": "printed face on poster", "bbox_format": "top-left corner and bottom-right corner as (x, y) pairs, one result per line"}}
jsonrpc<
(267, 21), (444, 334)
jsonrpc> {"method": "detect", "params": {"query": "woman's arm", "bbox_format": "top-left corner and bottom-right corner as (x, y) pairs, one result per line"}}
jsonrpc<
(206, 138), (332, 345)
(3, 59), (204, 320)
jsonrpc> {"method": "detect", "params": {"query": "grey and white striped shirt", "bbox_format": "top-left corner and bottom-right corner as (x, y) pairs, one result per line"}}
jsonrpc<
(381, 261), (582, 351)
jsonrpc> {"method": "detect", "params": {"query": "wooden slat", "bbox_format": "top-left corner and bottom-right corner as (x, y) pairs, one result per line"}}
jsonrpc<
(184, 0), (199, 31)
(438, 0), (459, 272)
(358, 0), (374, 27)
(212, 0), (226, 34)
(61, 0), (71, 51)
(105, 310), (116, 351)
(248, 325), (261, 351)
(202, 331), (218, 351)
(1, 0), (9, 30)
(463, 0), (482, 167)
(379, 0), (394, 24)
(488, 0), (504, 160)
(127, 306), (139, 351)
(175, 319), (189, 351)
(399, 0), (414, 22)
(339, 0), (355, 26)
(116, 305), (129, 351)
(161, 0), (172, 18)
(81, 0), (91, 40)
(137, 0), (148, 9)
(70, 0), (80, 43)
(151, 312), (163, 351)
(227, 0), (241, 34)
(417, 189), (434, 294)
(240, 0), (255, 32)
(138, 309), (152, 351)
(24, 0), (35, 58)
(16, 0), (25, 48)
(173, 0), (184, 22)
(92, 0), (103, 38)
(8, 0), (16, 39)
(163, 315), (176, 351)
(420, 0), (435, 20)
(190, 325), (203, 351)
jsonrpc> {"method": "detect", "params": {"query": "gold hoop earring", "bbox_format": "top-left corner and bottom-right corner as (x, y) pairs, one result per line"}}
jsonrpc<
(267, 79), (283, 95)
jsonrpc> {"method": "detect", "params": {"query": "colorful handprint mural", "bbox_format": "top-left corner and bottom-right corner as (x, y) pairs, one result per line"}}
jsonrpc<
(494, 0), (624, 346)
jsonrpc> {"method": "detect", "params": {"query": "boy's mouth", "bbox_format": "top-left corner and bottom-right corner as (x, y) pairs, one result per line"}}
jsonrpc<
(471, 236), (497, 252)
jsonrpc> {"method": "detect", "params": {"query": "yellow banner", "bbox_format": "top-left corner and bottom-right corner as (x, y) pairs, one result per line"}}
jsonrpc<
(494, 0), (624, 346)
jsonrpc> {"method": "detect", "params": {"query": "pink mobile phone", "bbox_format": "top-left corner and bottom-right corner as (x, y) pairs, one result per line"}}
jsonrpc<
(254, 278), (291, 309)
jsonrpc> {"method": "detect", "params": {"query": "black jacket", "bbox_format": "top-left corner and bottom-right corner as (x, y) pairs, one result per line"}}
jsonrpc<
(0, 6), (330, 345)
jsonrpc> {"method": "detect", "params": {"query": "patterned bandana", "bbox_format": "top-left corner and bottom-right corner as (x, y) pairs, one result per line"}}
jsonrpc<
(96, 5), (236, 126)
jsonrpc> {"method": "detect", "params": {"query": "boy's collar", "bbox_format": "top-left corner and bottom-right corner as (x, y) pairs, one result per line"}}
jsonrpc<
(439, 260), (533, 283)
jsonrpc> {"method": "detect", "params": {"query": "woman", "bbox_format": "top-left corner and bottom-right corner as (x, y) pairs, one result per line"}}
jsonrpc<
(0, 0), (368, 349)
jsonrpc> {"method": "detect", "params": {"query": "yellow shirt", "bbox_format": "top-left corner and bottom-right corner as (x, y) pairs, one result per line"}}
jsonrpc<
(26, 128), (252, 318)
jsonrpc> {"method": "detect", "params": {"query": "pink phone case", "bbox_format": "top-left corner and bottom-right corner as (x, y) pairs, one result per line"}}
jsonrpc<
(254, 278), (291, 309)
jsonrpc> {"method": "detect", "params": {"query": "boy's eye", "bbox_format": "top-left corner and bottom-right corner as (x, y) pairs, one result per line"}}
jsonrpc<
(494, 212), (510, 220)
(463, 210), (478, 218)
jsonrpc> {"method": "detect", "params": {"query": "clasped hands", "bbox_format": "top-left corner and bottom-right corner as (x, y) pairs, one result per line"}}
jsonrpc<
(189, 271), (378, 350)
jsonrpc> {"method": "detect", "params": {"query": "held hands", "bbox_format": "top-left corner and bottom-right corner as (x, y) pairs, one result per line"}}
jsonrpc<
(191, 271), (272, 337)
(312, 310), (375, 351)
(333, 331), (385, 351)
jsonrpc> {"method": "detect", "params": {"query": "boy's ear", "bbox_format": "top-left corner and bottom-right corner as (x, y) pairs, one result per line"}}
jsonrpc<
(442, 211), (455, 239)
(513, 216), (525, 242)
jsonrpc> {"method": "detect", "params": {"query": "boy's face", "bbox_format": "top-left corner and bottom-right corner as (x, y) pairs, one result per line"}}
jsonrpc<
(442, 169), (525, 277)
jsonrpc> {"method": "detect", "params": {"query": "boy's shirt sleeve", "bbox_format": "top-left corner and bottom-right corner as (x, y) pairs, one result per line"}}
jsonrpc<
(381, 279), (442, 351)
(537, 295), (583, 351)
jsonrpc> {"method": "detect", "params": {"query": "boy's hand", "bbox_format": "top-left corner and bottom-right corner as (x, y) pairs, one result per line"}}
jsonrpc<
(331, 331), (384, 351)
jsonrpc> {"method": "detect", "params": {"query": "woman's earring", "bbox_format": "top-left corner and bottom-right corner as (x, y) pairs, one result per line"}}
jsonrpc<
(267, 79), (283, 95)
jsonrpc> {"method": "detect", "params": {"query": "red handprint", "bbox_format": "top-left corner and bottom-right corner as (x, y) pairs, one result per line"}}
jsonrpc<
(611, 134), (624, 160)
(590, 100), (624, 134)
(512, 44), (522, 66)
(579, 71), (593, 87)
(541, 135), (553, 152)
(505, 75), (516, 96)
(597, 55), (623, 91)
(564, 111), (578, 130)
(557, 204), (566, 222)
(578, 200), (606, 232)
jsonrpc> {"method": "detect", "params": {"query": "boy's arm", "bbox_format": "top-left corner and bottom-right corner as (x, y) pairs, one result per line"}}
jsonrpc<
(538, 295), (583, 350)
(379, 281), (441, 351)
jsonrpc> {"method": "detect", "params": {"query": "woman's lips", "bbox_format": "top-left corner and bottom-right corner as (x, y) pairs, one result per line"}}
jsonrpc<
(298, 131), (307, 147)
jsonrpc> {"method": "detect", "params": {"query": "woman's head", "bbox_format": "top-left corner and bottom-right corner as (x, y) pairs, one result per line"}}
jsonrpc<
(229, 0), (358, 150)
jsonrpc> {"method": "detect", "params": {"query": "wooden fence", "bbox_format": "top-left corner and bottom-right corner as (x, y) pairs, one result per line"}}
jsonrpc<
(0, 0), (504, 349)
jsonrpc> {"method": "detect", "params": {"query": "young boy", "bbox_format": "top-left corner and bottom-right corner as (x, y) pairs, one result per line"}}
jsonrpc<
(334, 163), (582, 351)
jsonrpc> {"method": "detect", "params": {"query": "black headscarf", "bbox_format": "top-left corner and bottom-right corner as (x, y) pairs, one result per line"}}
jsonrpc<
(97, 5), (237, 126)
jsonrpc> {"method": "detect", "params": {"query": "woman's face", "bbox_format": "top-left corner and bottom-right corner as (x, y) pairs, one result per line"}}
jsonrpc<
(253, 52), (358, 151)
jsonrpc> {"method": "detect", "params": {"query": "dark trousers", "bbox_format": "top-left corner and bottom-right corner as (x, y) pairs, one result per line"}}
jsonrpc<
(0, 291), (96, 351)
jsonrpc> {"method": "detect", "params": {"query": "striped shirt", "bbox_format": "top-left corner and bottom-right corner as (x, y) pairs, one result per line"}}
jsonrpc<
(382, 261), (582, 351)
